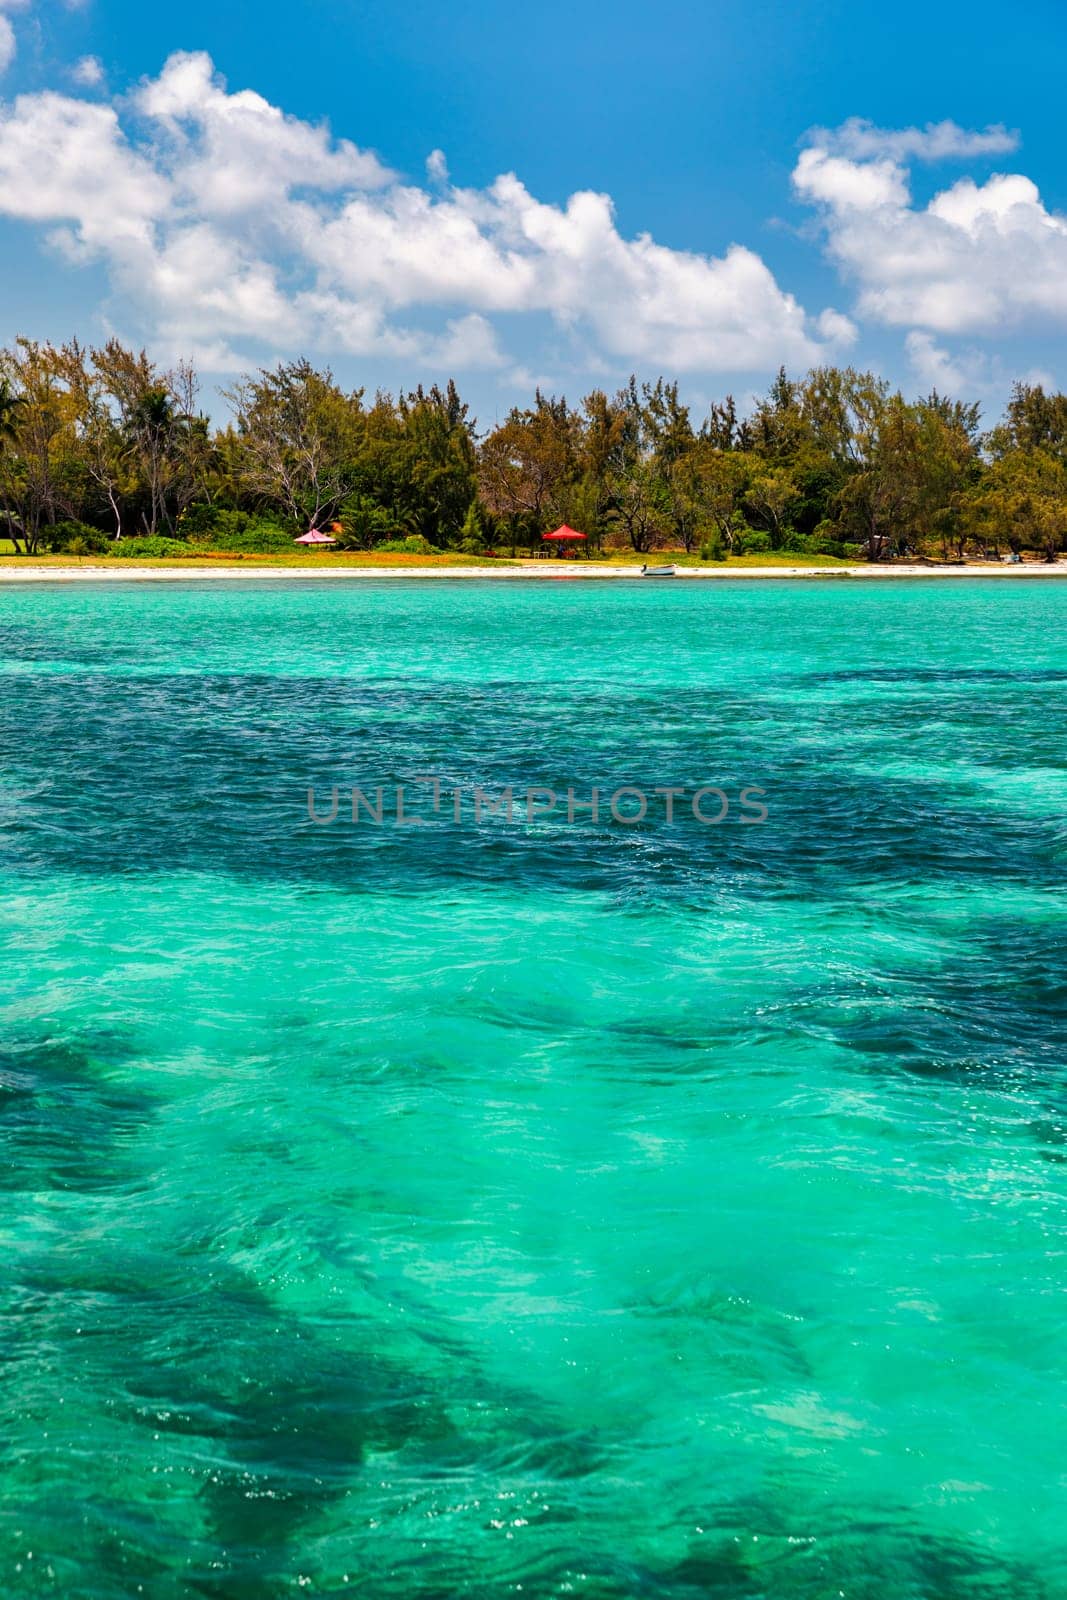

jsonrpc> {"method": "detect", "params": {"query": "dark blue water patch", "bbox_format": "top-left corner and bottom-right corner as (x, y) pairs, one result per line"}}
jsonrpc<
(319, 1514), (1055, 1600)
(3, 1285), (437, 1598)
(810, 667), (1067, 684)
(825, 916), (1067, 1084)
(3, 1258), (616, 1600)
(1, 770), (1060, 910)
(4, 1095), (623, 1596)
(0, 1033), (156, 1193)
(502, 1517), (1056, 1600)
(1027, 1114), (1067, 1162)
(0, 671), (1064, 908)
(0, 619), (140, 669)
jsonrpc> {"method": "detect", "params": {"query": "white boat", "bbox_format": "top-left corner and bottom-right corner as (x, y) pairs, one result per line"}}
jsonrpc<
(640, 564), (676, 577)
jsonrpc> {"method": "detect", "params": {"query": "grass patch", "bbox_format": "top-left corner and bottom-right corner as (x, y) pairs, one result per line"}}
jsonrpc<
(0, 549), (517, 568)
(521, 549), (858, 567)
(700, 550), (856, 567)
(0, 545), (861, 571)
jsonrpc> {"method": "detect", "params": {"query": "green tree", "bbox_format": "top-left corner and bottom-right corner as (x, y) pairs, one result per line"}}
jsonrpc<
(479, 393), (579, 553)
(693, 447), (749, 550)
(963, 448), (1067, 559)
(226, 360), (364, 527)
(0, 376), (24, 448)
(0, 376), (27, 551)
(335, 493), (402, 549)
(744, 466), (800, 547)
(90, 341), (208, 535)
(0, 340), (88, 553)
(458, 498), (486, 553)
(912, 392), (982, 558)
(1001, 382), (1067, 460)
(52, 342), (131, 540)
(393, 382), (478, 546)
(572, 389), (628, 549)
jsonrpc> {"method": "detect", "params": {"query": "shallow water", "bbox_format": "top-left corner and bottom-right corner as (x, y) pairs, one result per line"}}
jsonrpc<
(1, 578), (1065, 1597)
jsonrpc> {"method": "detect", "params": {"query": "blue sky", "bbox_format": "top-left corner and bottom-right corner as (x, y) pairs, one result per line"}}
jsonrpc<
(1, 0), (1064, 423)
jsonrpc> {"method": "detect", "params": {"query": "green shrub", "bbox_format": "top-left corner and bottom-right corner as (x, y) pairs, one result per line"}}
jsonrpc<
(215, 520), (292, 553)
(179, 506), (293, 552)
(177, 503), (234, 537)
(786, 519), (852, 557)
(112, 536), (195, 559)
(43, 520), (110, 555)
(803, 519), (843, 557)
(335, 495), (401, 549)
(699, 532), (726, 561)
(458, 500), (487, 554)
(777, 527), (812, 553)
(375, 535), (440, 555)
(737, 529), (772, 554)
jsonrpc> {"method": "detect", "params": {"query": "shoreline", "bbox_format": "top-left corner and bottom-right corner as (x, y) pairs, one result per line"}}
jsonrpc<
(2, 560), (1067, 582)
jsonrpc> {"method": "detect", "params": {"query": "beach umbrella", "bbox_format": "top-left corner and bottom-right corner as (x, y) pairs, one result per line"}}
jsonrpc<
(294, 528), (337, 545)
(541, 524), (587, 543)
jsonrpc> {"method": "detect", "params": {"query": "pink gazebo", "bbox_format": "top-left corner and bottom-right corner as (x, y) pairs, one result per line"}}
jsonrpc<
(294, 528), (337, 546)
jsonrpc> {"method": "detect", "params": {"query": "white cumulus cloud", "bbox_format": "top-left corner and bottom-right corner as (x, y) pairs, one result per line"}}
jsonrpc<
(135, 51), (393, 215)
(70, 55), (105, 88)
(794, 123), (1067, 337)
(0, 0), (29, 76)
(905, 330), (1054, 405)
(0, 91), (169, 250)
(803, 117), (1019, 164)
(0, 49), (851, 375)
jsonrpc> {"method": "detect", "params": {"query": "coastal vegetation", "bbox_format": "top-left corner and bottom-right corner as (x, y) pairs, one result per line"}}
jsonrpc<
(1, 338), (1066, 561)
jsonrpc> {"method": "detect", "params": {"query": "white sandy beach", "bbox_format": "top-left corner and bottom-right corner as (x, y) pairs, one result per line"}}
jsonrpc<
(2, 561), (1067, 582)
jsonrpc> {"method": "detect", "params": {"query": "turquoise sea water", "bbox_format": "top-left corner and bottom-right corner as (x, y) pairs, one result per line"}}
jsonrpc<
(1, 577), (1065, 1598)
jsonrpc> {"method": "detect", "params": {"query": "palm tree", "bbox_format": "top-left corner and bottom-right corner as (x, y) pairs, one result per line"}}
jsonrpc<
(127, 387), (192, 534)
(0, 377), (25, 447)
(0, 378), (27, 552)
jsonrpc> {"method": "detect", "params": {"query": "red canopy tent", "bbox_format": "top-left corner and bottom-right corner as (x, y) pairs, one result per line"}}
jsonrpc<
(541, 524), (587, 556)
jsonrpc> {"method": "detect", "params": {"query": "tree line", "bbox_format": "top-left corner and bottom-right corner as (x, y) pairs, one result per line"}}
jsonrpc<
(1, 337), (1065, 559)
